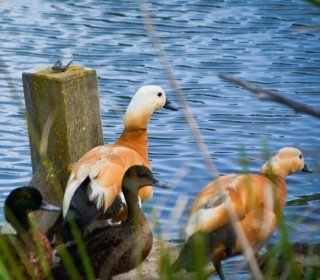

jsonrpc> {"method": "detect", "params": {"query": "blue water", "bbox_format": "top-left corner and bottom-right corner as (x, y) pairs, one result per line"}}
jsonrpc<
(1, 1), (320, 278)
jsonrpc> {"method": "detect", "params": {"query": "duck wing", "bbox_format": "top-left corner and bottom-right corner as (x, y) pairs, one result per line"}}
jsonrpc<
(186, 174), (278, 238)
(185, 174), (242, 238)
(62, 145), (146, 229)
(53, 224), (125, 277)
(63, 176), (104, 231)
(64, 177), (124, 231)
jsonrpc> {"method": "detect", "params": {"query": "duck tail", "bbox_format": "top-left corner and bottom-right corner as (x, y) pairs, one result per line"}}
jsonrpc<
(171, 232), (210, 272)
(171, 225), (236, 273)
(61, 176), (105, 242)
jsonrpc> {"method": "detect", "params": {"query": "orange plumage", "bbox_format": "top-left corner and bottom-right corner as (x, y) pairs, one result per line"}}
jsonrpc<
(62, 85), (177, 231)
(172, 147), (311, 279)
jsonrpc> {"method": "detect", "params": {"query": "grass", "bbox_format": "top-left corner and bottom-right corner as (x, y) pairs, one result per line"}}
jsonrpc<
(1, 209), (319, 279)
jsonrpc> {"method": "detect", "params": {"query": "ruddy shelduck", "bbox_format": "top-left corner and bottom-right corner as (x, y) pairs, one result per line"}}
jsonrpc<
(172, 147), (311, 279)
(1, 187), (60, 279)
(62, 85), (178, 236)
(53, 165), (169, 278)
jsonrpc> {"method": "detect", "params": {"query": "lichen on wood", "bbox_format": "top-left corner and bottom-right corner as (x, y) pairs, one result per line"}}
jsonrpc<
(18, 65), (104, 233)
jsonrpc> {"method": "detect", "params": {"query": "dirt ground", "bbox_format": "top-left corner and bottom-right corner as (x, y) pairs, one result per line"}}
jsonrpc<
(113, 239), (215, 280)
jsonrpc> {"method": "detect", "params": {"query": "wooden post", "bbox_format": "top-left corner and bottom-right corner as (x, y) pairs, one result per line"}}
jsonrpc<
(5, 65), (104, 233)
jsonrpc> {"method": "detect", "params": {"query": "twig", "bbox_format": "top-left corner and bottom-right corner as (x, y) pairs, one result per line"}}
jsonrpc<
(219, 75), (320, 119)
(140, 1), (264, 279)
(140, 1), (217, 178)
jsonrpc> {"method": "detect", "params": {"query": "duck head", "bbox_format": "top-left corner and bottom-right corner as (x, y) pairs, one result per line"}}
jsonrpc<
(122, 165), (170, 194)
(4, 187), (60, 233)
(260, 147), (311, 178)
(124, 85), (178, 130)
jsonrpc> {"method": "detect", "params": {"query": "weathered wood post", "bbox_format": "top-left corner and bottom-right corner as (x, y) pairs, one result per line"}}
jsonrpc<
(11, 65), (103, 233)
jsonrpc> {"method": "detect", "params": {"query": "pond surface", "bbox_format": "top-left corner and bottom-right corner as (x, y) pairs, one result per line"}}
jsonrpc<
(0, 0), (320, 278)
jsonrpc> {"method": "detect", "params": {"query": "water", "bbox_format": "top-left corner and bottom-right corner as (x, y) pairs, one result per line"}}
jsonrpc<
(0, 0), (320, 278)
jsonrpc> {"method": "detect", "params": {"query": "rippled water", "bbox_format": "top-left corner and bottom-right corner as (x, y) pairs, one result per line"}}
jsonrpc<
(1, 0), (320, 278)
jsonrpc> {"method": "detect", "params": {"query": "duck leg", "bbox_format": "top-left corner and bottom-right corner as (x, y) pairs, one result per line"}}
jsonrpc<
(213, 261), (226, 280)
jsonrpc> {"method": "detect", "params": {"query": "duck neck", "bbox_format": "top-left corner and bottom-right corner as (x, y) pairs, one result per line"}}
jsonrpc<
(116, 129), (148, 161)
(260, 173), (287, 206)
(123, 99), (154, 131)
(5, 207), (30, 235)
(123, 188), (145, 226)
(275, 176), (287, 199)
(260, 164), (287, 183)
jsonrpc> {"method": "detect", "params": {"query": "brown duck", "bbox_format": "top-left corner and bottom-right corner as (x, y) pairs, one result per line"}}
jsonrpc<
(0, 186), (60, 279)
(53, 165), (169, 279)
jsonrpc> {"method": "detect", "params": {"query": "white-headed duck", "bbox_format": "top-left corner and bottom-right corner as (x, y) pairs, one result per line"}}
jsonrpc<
(172, 147), (311, 279)
(0, 187), (60, 279)
(62, 85), (177, 236)
(53, 165), (169, 278)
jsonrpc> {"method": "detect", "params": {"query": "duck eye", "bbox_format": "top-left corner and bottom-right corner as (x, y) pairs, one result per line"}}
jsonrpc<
(157, 92), (162, 97)
(299, 154), (303, 159)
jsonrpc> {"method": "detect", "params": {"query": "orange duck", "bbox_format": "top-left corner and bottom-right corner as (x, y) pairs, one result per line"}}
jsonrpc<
(172, 147), (311, 279)
(62, 85), (178, 238)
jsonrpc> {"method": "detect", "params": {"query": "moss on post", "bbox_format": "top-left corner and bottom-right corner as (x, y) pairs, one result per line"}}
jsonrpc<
(21, 65), (104, 233)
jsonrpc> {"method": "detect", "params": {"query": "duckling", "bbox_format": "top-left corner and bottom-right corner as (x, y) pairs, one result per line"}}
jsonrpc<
(0, 186), (60, 279)
(62, 85), (178, 237)
(172, 147), (311, 279)
(53, 165), (169, 279)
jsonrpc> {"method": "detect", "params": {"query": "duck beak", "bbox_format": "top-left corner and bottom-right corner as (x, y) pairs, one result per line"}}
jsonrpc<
(152, 178), (171, 189)
(40, 201), (61, 212)
(163, 99), (179, 111)
(302, 164), (312, 173)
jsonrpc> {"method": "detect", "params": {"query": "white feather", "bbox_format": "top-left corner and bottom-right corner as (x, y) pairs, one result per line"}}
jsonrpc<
(119, 192), (125, 203)
(88, 179), (106, 210)
(63, 175), (87, 217)
(185, 204), (225, 239)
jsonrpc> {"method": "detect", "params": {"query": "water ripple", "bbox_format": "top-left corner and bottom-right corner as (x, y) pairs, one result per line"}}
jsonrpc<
(0, 3), (319, 278)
